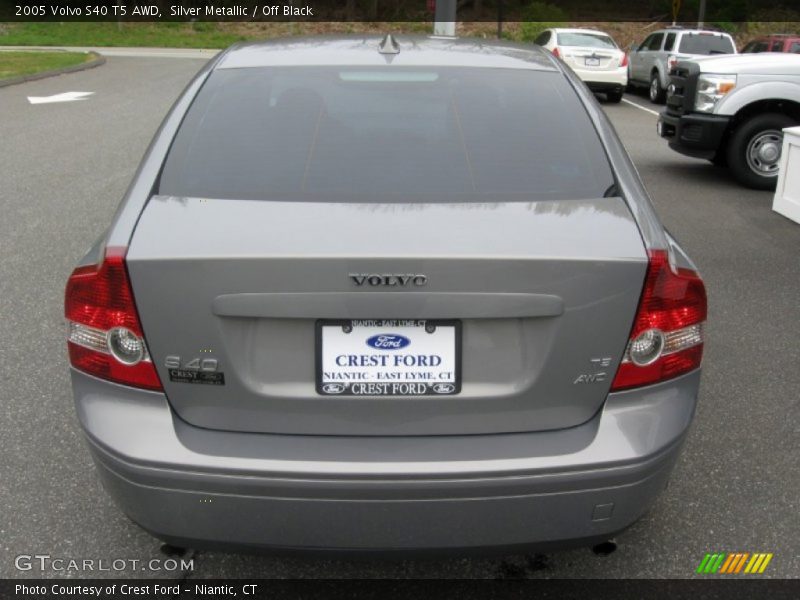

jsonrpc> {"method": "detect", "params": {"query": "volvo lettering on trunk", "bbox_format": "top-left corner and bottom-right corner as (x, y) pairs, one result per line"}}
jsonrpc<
(349, 274), (427, 287)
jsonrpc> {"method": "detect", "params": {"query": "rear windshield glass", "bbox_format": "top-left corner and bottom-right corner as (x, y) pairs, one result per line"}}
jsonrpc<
(557, 32), (617, 48)
(743, 41), (768, 53)
(679, 34), (735, 54)
(159, 66), (614, 202)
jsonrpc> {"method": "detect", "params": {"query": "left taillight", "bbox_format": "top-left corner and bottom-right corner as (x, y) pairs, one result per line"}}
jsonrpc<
(667, 54), (678, 71)
(65, 246), (163, 391)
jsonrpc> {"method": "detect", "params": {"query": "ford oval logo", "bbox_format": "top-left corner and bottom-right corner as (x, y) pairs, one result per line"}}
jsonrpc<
(322, 383), (346, 394)
(366, 334), (411, 350)
(432, 383), (456, 394)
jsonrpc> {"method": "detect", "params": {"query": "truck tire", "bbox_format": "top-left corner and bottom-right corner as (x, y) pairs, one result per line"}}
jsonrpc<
(649, 72), (666, 104)
(726, 113), (796, 190)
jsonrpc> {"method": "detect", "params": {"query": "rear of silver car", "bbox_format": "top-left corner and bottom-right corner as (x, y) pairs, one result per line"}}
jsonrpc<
(66, 37), (705, 552)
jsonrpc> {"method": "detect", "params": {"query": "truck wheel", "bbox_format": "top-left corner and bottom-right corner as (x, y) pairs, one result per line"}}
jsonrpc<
(649, 72), (666, 104)
(726, 113), (795, 190)
(607, 89), (623, 103)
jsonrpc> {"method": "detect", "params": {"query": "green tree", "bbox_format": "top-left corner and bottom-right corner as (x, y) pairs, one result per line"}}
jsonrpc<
(519, 2), (569, 42)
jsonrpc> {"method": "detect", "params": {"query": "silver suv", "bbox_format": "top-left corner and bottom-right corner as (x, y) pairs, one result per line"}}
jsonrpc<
(628, 27), (736, 103)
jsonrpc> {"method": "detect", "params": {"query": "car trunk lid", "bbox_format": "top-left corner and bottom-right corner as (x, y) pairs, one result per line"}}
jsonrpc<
(126, 195), (647, 436)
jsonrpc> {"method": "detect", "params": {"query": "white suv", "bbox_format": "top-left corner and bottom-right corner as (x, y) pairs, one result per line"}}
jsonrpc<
(628, 28), (736, 104)
(534, 28), (628, 102)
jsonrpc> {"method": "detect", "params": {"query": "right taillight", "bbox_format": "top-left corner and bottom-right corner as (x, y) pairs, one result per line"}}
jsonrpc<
(620, 52), (629, 67)
(552, 46), (560, 59)
(611, 249), (707, 391)
(65, 246), (163, 391)
(667, 54), (678, 71)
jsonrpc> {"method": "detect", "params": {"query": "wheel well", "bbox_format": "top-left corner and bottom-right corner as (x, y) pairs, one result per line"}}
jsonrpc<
(721, 99), (800, 151)
(731, 99), (800, 127)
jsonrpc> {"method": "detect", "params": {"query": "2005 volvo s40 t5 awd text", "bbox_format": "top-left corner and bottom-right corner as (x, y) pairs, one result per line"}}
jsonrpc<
(65, 36), (706, 553)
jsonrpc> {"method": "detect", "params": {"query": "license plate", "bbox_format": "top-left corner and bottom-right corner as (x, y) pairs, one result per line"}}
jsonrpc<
(316, 319), (461, 396)
(585, 57), (601, 66)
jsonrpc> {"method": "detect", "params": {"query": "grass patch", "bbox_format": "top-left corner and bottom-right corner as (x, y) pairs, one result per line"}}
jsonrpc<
(0, 23), (249, 48)
(0, 22), (451, 49)
(2, 21), (779, 53)
(0, 50), (93, 81)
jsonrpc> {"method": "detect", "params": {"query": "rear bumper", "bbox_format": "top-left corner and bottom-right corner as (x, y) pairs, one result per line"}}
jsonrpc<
(574, 67), (628, 90)
(658, 111), (730, 159)
(72, 369), (700, 553)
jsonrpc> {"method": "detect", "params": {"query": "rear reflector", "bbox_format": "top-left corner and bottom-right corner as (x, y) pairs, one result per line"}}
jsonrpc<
(65, 246), (162, 391)
(611, 249), (706, 391)
(667, 54), (678, 71)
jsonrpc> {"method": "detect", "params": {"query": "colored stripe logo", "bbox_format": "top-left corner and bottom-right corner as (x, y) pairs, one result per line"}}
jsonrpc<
(696, 552), (773, 574)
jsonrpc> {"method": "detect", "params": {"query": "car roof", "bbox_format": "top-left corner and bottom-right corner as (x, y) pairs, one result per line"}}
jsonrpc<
(655, 28), (732, 36)
(549, 28), (610, 35)
(216, 35), (558, 71)
(753, 35), (800, 41)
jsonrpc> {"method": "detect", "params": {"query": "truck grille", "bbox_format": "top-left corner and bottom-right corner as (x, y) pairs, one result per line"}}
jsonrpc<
(666, 64), (699, 117)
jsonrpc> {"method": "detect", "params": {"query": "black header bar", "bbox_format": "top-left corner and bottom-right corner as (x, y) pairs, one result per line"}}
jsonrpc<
(4, 0), (800, 22)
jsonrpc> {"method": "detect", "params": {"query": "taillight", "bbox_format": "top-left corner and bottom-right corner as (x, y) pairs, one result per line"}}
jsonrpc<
(552, 46), (560, 58)
(65, 246), (162, 391)
(620, 52), (629, 67)
(611, 249), (706, 391)
(667, 54), (678, 71)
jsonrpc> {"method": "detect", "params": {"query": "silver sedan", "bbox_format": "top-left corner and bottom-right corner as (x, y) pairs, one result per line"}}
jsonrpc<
(65, 35), (706, 553)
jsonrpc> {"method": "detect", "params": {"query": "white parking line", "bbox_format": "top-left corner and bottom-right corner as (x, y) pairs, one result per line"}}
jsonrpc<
(28, 91), (94, 104)
(622, 98), (661, 117)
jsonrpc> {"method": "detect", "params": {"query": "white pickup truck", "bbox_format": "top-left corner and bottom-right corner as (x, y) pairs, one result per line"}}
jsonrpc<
(657, 54), (800, 189)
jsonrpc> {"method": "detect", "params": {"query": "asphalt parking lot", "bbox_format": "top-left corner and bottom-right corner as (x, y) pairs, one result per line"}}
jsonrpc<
(1, 55), (798, 580)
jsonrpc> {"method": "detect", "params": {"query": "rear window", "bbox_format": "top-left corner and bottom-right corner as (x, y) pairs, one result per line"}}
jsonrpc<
(159, 67), (613, 202)
(679, 33), (735, 55)
(743, 41), (769, 53)
(556, 32), (617, 49)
